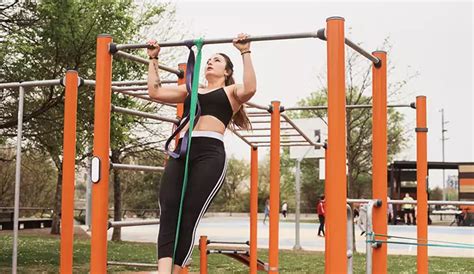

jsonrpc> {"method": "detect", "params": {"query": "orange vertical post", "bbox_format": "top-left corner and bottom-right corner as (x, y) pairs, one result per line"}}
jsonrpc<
(269, 101), (280, 273)
(416, 96), (428, 273)
(176, 63), (186, 116)
(199, 235), (208, 274)
(90, 34), (113, 274)
(250, 146), (258, 274)
(325, 16), (347, 274)
(372, 51), (388, 273)
(60, 70), (79, 273)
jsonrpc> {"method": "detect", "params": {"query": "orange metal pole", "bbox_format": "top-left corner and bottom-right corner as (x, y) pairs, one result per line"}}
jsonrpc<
(199, 235), (208, 274)
(416, 96), (428, 273)
(60, 70), (79, 274)
(250, 146), (258, 274)
(269, 101), (280, 273)
(372, 51), (388, 273)
(90, 34), (113, 274)
(175, 63), (186, 146)
(325, 16), (347, 274)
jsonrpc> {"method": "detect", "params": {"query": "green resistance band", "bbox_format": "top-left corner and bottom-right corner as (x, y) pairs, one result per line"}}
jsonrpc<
(171, 38), (204, 270)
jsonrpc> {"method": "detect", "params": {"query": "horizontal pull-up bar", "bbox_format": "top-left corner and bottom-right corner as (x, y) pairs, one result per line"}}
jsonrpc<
(347, 198), (474, 206)
(114, 50), (184, 78)
(111, 105), (179, 124)
(284, 103), (415, 111)
(112, 30), (326, 52)
(0, 79), (61, 89)
(107, 261), (157, 267)
(84, 79), (177, 87)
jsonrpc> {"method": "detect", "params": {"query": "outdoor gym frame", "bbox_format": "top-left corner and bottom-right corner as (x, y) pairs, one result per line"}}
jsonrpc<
(2, 15), (446, 274)
(88, 16), (409, 274)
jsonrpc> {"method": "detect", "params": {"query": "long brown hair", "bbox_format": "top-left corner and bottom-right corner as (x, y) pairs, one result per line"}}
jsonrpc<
(217, 53), (252, 130)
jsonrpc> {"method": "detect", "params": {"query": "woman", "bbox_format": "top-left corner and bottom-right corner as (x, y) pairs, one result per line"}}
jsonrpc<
(147, 33), (256, 273)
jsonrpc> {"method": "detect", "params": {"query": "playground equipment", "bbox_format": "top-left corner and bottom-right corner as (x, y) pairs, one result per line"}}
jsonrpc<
(6, 14), (472, 274)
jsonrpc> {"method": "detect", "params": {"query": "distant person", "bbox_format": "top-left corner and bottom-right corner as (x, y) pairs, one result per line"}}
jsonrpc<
(357, 203), (367, 236)
(387, 196), (394, 224)
(317, 195), (326, 237)
(402, 193), (415, 225)
(263, 198), (270, 225)
(281, 201), (288, 218)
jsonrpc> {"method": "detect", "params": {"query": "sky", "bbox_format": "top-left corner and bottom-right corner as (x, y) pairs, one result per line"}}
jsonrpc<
(149, 0), (473, 188)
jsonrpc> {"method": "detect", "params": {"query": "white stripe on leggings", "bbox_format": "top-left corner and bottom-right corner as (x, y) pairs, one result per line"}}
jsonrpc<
(181, 156), (228, 267)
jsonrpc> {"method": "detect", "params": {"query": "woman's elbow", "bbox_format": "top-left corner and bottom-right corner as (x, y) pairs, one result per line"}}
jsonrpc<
(147, 87), (161, 100)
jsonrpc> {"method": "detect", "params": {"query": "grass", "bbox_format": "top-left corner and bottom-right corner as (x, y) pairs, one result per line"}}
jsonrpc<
(0, 232), (473, 273)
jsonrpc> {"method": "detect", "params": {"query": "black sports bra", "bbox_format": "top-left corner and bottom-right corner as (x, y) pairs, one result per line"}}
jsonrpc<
(183, 87), (234, 127)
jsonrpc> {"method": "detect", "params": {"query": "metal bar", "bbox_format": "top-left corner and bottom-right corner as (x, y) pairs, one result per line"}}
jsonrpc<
(239, 133), (301, 138)
(284, 104), (413, 111)
(251, 140), (308, 144)
(108, 219), (160, 228)
(250, 147), (258, 274)
(208, 240), (250, 245)
(208, 250), (249, 255)
(247, 111), (271, 115)
(107, 261), (156, 267)
(346, 204), (354, 274)
(84, 79), (177, 86)
(0, 79), (61, 89)
(230, 129), (255, 147)
(256, 143), (314, 147)
(111, 89), (176, 107)
(347, 198), (474, 206)
(281, 113), (321, 148)
(111, 105), (179, 124)
(245, 101), (270, 111)
(12, 86), (25, 274)
(237, 127), (294, 131)
(345, 38), (381, 66)
(115, 31), (321, 51)
(110, 163), (164, 172)
(366, 200), (381, 274)
(114, 50), (182, 76)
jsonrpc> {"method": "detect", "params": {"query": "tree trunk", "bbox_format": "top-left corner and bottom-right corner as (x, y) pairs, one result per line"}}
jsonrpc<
(50, 165), (63, 235)
(111, 151), (122, 241)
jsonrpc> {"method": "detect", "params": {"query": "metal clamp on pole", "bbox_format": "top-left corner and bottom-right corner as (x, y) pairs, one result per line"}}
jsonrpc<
(415, 127), (428, 132)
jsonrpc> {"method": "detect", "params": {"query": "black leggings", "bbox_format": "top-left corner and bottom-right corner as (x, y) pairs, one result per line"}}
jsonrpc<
(318, 215), (325, 236)
(158, 136), (227, 267)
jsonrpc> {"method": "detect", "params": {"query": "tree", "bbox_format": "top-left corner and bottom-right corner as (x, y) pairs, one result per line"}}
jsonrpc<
(0, 0), (178, 235)
(291, 39), (415, 199)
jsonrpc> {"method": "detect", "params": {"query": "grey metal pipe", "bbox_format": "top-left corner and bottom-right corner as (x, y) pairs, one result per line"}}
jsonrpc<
(229, 129), (255, 148)
(366, 200), (382, 274)
(239, 133), (301, 138)
(111, 105), (179, 124)
(83, 79), (177, 86)
(281, 113), (322, 148)
(245, 101), (270, 111)
(284, 104), (414, 111)
(110, 163), (165, 172)
(208, 250), (249, 255)
(115, 31), (322, 51)
(346, 204), (353, 274)
(108, 219), (160, 228)
(239, 127), (294, 131)
(12, 86), (25, 274)
(347, 198), (474, 206)
(112, 86), (148, 92)
(111, 89), (176, 107)
(255, 143), (313, 147)
(0, 79), (61, 89)
(107, 261), (156, 267)
(293, 159), (302, 250)
(208, 240), (249, 245)
(114, 50), (182, 77)
(344, 38), (381, 66)
(250, 140), (307, 144)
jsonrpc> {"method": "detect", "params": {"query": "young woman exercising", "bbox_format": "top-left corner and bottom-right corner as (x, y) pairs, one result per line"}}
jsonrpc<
(147, 33), (256, 273)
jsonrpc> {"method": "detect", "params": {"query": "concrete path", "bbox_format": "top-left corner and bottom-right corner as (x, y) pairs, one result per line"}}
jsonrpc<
(91, 216), (474, 258)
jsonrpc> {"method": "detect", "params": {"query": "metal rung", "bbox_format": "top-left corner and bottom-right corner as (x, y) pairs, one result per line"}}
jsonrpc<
(111, 105), (179, 124)
(108, 219), (160, 229)
(208, 249), (249, 255)
(208, 240), (250, 246)
(110, 163), (164, 172)
(107, 261), (156, 267)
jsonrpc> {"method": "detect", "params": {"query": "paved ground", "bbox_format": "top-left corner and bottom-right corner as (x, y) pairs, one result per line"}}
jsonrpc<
(93, 216), (474, 258)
